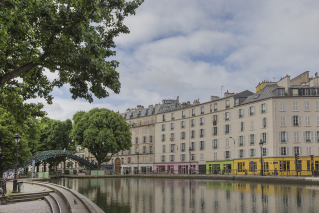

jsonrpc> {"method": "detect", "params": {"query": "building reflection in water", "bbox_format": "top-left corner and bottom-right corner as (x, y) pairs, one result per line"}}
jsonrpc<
(49, 178), (319, 213)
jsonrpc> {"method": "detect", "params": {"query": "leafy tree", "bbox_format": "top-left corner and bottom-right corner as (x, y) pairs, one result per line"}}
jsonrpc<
(0, 0), (143, 122)
(72, 108), (131, 169)
(0, 107), (40, 177)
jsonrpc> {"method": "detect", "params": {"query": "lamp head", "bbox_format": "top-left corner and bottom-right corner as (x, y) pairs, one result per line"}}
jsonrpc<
(14, 133), (21, 143)
(259, 139), (264, 148)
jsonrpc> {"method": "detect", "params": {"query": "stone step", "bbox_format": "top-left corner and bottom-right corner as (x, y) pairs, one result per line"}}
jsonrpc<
(45, 194), (61, 213)
(50, 192), (70, 213)
(9, 191), (53, 198)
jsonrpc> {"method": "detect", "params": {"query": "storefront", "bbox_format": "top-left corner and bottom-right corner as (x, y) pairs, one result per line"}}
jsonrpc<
(206, 160), (234, 174)
(154, 162), (198, 174)
(121, 164), (153, 174)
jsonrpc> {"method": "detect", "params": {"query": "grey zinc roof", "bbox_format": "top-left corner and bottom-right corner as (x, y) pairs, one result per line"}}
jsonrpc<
(241, 85), (282, 105)
(233, 90), (254, 98)
(120, 105), (161, 119)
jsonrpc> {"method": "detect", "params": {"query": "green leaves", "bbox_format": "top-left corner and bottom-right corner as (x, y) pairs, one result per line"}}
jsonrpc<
(71, 108), (131, 169)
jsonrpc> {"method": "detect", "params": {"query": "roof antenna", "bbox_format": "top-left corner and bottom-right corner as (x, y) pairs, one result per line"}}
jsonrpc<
(273, 77), (275, 82)
(220, 85), (224, 98)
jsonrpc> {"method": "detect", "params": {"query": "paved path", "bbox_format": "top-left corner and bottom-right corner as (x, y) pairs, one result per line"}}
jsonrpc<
(0, 200), (51, 213)
(6, 180), (51, 194)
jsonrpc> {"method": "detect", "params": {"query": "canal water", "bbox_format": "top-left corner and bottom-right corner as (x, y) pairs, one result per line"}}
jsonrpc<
(49, 178), (319, 213)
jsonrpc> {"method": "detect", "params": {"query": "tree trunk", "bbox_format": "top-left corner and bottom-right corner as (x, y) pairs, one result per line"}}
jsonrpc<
(44, 162), (47, 172)
(0, 165), (3, 179)
(63, 160), (66, 174)
(97, 160), (101, 170)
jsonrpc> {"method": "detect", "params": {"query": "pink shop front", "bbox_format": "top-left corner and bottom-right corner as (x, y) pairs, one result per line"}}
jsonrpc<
(154, 162), (198, 174)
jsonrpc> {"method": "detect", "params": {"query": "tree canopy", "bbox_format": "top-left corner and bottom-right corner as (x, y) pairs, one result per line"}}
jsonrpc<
(0, 0), (143, 123)
(72, 108), (131, 169)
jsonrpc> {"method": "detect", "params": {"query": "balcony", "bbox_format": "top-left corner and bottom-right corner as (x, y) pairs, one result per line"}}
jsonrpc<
(170, 138), (174, 141)
(261, 110), (266, 113)
(191, 135), (195, 139)
(201, 111), (204, 115)
(213, 120), (217, 126)
(214, 109), (217, 112)
(200, 135), (204, 138)
(226, 105), (230, 109)
(200, 123), (204, 126)
(171, 117), (175, 120)
(192, 114), (195, 116)
(162, 129), (165, 131)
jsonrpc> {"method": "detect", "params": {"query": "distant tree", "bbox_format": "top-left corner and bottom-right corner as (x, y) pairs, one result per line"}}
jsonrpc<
(72, 108), (131, 169)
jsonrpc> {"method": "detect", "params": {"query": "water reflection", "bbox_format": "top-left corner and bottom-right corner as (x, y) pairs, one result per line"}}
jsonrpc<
(48, 178), (319, 213)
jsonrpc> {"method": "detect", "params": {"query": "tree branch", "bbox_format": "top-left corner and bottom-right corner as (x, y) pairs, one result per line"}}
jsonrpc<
(0, 0), (10, 8)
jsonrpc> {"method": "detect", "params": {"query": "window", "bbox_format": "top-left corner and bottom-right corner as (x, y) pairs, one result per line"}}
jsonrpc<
(181, 143), (186, 151)
(213, 139), (218, 149)
(201, 106), (204, 114)
(128, 148), (131, 154)
(250, 149), (256, 157)
(292, 89), (298, 96)
(210, 104), (213, 112)
(239, 149), (244, 158)
(171, 113), (175, 120)
(225, 112), (230, 121)
(182, 110), (185, 118)
(306, 147), (312, 156)
(213, 152), (217, 160)
(317, 101), (319, 111)
(239, 136), (244, 146)
(304, 101), (310, 111)
(200, 141), (205, 150)
(293, 101), (299, 111)
(317, 131), (319, 142)
(181, 132), (186, 140)
(280, 147), (287, 156)
(212, 115), (218, 125)
(214, 103), (218, 111)
(121, 158), (124, 164)
(280, 116), (286, 127)
(240, 122), (244, 132)
(226, 100), (230, 108)
(292, 116), (301, 126)
(181, 121), (186, 128)
(150, 126), (153, 133)
(181, 154), (186, 161)
(170, 133), (175, 141)
(280, 131), (286, 143)
(162, 124), (166, 131)
(191, 142), (195, 150)
(200, 117), (205, 125)
(294, 132), (299, 143)
(304, 131), (311, 142)
(250, 120), (254, 130)
(238, 162), (245, 172)
(239, 109), (244, 118)
(262, 117), (267, 128)
(261, 103), (267, 113)
(249, 106), (255, 116)
(170, 123), (175, 130)
(225, 138), (229, 148)
(192, 108), (195, 116)
(163, 114), (166, 121)
(250, 134), (255, 145)
(191, 130), (195, 139)
(149, 136), (153, 143)
(143, 146), (146, 153)
(162, 145), (166, 153)
(261, 133), (267, 143)
(161, 155), (165, 162)
(305, 116), (310, 126)
(150, 146), (153, 153)
(235, 99), (239, 106)
(190, 154), (195, 160)
(135, 128), (139, 134)
(200, 129), (205, 137)
(135, 147), (139, 154)
(224, 125), (230, 134)
(280, 101), (285, 111)
(161, 134), (166, 142)
(191, 119), (195, 127)
(135, 137), (139, 144)
(128, 157), (131, 163)
(294, 146), (300, 155)
(213, 127), (218, 136)
(143, 136), (147, 143)
(262, 148), (267, 157)
(170, 144), (175, 152)
(225, 151), (230, 159)
(278, 89), (285, 96)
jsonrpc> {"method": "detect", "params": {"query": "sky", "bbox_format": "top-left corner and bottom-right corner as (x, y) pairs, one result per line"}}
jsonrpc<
(31, 0), (319, 120)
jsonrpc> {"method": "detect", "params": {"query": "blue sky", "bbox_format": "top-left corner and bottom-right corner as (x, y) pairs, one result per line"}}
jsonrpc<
(31, 0), (319, 120)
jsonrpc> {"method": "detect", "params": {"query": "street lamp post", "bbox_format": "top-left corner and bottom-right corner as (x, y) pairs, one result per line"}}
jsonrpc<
(259, 139), (264, 176)
(136, 145), (139, 174)
(189, 147), (194, 174)
(13, 133), (21, 193)
(229, 137), (235, 174)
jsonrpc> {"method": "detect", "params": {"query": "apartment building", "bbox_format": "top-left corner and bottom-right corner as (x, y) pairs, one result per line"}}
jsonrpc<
(110, 104), (160, 174)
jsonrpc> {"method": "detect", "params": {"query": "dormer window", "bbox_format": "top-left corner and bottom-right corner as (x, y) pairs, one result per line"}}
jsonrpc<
(278, 89), (285, 96)
(226, 100), (230, 108)
(235, 99), (239, 106)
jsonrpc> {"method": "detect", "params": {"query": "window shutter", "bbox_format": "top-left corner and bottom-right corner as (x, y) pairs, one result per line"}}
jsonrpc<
(300, 147), (302, 156)
(239, 122), (241, 133)
(217, 139), (219, 149)
(315, 132), (318, 143)
(198, 142), (201, 150)
(217, 115), (219, 122)
(180, 122), (182, 129)
(287, 147), (289, 156)
(224, 151), (226, 159)
(278, 147), (281, 156)
(238, 150), (240, 158)
(223, 113), (225, 121)
(278, 132), (281, 143)
(203, 117), (205, 124)
(260, 133), (262, 142)
(211, 127), (214, 136)
(303, 132), (306, 142)
(203, 129), (205, 137)
(229, 112), (231, 120)
(243, 136), (245, 146)
(194, 142), (196, 151)
(203, 141), (205, 149)
(266, 148), (269, 157)
(259, 104), (261, 114)
(194, 131), (196, 138)
(248, 107), (251, 116)
(248, 135), (250, 144)
(243, 110), (245, 117)
(243, 150), (245, 158)
(265, 103), (268, 113)
(266, 133), (268, 144)
(317, 116), (319, 126)
(243, 123), (245, 131)
(238, 136), (240, 147)
(237, 110), (239, 118)
(211, 116), (214, 124)
(217, 127), (219, 135)
(229, 125), (231, 133)
(198, 118), (201, 126)
(253, 106), (256, 115)
(311, 131), (314, 142)
(229, 151), (231, 159)
(223, 126), (225, 135)
(180, 132), (182, 140)
(298, 116), (301, 126)
(291, 116), (294, 126)
(266, 118), (268, 128)
(287, 132), (289, 143)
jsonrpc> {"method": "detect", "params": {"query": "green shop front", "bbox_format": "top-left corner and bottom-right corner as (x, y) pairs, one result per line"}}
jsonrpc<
(206, 160), (234, 174)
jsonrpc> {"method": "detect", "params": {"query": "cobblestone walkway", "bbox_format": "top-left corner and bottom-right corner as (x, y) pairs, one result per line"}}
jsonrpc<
(6, 180), (51, 193)
(0, 200), (51, 213)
